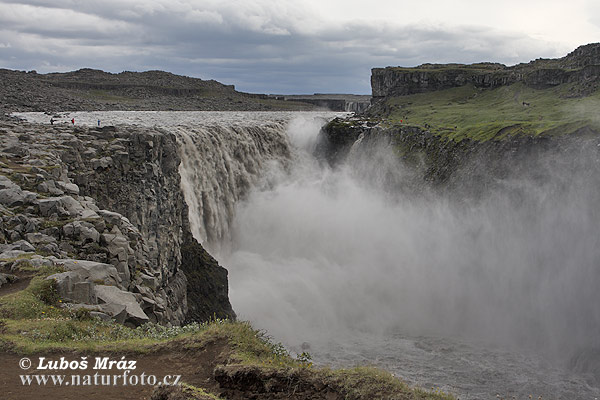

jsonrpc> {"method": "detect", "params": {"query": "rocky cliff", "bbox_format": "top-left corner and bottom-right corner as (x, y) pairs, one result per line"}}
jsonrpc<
(0, 119), (234, 326)
(371, 43), (600, 98)
(320, 115), (599, 195)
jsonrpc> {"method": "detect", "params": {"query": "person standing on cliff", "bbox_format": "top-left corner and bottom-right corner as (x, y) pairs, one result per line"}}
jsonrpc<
(50, 118), (54, 125)
(71, 118), (75, 125)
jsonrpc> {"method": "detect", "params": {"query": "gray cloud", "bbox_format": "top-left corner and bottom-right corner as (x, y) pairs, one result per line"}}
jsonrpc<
(0, 0), (574, 93)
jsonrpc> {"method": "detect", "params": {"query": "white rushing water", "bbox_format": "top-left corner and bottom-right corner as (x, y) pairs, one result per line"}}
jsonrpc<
(14, 111), (600, 399)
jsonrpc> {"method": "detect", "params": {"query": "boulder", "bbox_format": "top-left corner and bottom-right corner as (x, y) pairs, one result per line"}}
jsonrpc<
(25, 232), (57, 245)
(0, 175), (18, 190)
(0, 250), (26, 260)
(0, 188), (26, 206)
(56, 259), (121, 286)
(38, 196), (84, 217)
(98, 303), (128, 324)
(47, 272), (97, 304)
(140, 273), (158, 290)
(89, 311), (112, 321)
(63, 221), (100, 243)
(37, 180), (65, 196)
(97, 209), (123, 226)
(0, 240), (35, 252)
(95, 285), (149, 326)
(55, 181), (80, 195)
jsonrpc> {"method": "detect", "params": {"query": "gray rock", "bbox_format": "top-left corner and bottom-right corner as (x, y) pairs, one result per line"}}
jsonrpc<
(89, 311), (112, 321)
(56, 259), (121, 286)
(11, 256), (55, 271)
(0, 175), (18, 190)
(47, 271), (82, 301)
(97, 209), (123, 226)
(2, 240), (35, 252)
(37, 180), (65, 196)
(71, 281), (97, 304)
(95, 285), (149, 326)
(25, 232), (57, 245)
(38, 196), (84, 217)
(55, 181), (80, 195)
(98, 303), (128, 324)
(0, 250), (26, 260)
(91, 157), (112, 170)
(80, 209), (100, 219)
(63, 221), (100, 243)
(140, 273), (158, 290)
(0, 188), (26, 206)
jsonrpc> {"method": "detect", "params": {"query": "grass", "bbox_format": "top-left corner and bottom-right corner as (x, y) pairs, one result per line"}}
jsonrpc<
(0, 268), (455, 399)
(381, 82), (600, 141)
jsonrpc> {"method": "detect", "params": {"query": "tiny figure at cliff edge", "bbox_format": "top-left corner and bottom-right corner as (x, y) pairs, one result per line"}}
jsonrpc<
(71, 118), (75, 125)
(98, 119), (101, 127)
(50, 118), (54, 125)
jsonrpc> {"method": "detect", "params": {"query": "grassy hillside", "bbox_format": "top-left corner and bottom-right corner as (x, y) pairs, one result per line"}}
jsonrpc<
(377, 82), (600, 141)
(0, 264), (455, 400)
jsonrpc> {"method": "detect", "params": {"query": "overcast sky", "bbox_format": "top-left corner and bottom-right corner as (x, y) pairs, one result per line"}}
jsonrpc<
(0, 1), (599, 94)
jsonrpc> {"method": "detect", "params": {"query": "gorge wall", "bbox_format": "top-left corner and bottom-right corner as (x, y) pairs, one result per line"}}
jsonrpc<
(0, 119), (235, 326)
(371, 43), (600, 98)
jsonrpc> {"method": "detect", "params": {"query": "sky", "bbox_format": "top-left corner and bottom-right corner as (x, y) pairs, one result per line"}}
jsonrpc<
(0, 0), (599, 94)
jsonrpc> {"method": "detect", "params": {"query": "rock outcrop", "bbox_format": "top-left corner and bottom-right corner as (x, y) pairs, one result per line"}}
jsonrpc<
(371, 43), (600, 98)
(0, 119), (235, 326)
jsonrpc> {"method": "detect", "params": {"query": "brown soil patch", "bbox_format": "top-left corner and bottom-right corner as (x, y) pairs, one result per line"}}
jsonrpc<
(0, 275), (33, 297)
(0, 339), (229, 400)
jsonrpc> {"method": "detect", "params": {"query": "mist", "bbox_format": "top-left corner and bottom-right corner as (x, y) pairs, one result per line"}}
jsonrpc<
(222, 115), (600, 366)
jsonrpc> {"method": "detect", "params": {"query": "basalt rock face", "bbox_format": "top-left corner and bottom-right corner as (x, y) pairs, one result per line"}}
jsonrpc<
(320, 117), (599, 196)
(0, 120), (234, 326)
(371, 43), (600, 98)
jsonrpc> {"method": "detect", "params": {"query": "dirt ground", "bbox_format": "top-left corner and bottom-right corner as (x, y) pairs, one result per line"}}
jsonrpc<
(0, 339), (228, 400)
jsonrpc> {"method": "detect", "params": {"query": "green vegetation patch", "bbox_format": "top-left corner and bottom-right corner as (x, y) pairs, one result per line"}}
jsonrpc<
(381, 82), (600, 141)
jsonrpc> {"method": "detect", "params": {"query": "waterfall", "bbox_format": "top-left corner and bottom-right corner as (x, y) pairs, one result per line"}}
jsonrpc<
(174, 112), (343, 253)
(174, 123), (292, 252)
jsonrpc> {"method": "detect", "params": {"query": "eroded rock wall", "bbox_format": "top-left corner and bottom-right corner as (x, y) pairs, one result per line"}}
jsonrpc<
(0, 120), (234, 326)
